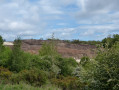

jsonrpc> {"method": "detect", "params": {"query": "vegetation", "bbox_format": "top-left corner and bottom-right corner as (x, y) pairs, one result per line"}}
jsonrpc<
(102, 34), (119, 48)
(0, 83), (61, 90)
(0, 34), (119, 90)
(47, 35), (101, 45)
(64, 39), (101, 45)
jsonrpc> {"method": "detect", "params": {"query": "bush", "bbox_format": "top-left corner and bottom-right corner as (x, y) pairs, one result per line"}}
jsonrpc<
(39, 42), (59, 57)
(0, 47), (12, 67)
(70, 39), (101, 45)
(102, 34), (119, 48)
(30, 55), (53, 71)
(0, 67), (12, 81)
(51, 76), (84, 90)
(10, 69), (47, 86)
(58, 57), (78, 76)
(0, 83), (61, 90)
(80, 56), (90, 66)
(30, 55), (61, 78)
(79, 42), (119, 90)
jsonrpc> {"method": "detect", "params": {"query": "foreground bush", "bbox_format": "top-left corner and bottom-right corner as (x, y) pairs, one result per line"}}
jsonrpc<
(10, 69), (47, 86)
(51, 76), (85, 90)
(0, 67), (12, 80)
(79, 43), (119, 90)
(80, 56), (90, 66)
(57, 57), (78, 76)
(0, 83), (61, 90)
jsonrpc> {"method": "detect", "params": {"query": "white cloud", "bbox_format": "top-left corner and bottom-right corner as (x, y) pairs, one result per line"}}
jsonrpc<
(0, 0), (119, 40)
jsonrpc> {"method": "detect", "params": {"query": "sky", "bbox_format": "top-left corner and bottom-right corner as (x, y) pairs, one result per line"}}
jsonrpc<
(0, 0), (119, 41)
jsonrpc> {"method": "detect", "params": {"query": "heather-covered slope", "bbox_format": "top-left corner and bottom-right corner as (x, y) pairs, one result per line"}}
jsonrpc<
(21, 39), (96, 59)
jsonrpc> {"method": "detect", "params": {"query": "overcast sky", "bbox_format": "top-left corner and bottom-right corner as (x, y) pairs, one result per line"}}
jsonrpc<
(0, 0), (119, 41)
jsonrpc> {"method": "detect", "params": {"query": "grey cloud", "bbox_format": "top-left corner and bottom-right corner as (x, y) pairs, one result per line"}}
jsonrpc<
(0, 0), (119, 41)
(85, 0), (119, 12)
(76, 0), (119, 24)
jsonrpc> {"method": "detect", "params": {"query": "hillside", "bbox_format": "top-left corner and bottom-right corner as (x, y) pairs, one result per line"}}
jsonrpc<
(21, 39), (96, 59)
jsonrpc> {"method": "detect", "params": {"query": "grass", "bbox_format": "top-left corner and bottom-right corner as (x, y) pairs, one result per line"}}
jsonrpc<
(0, 83), (62, 90)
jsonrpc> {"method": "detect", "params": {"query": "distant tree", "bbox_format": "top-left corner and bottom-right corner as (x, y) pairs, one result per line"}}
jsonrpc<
(39, 33), (58, 57)
(39, 42), (58, 56)
(72, 39), (80, 44)
(40, 38), (43, 40)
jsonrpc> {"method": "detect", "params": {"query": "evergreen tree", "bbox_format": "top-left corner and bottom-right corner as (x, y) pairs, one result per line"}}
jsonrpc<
(9, 38), (26, 72)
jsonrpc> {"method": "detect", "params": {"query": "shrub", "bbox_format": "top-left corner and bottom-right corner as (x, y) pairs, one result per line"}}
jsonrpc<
(102, 34), (119, 48)
(51, 76), (84, 90)
(0, 67), (12, 80)
(58, 57), (78, 76)
(39, 42), (59, 57)
(80, 56), (90, 66)
(10, 69), (47, 86)
(79, 42), (119, 90)
(30, 55), (61, 78)
(0, 47), (12, 67)
(0, 83), (61, 90)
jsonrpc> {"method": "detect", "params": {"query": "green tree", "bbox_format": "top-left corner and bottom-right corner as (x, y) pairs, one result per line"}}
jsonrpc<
(80, 56), (90, 66)
(80, 42), (119, 90)
(39, 42), (58, 56)
(0, 35), (11, 67)
(39, 40), (61, 77)
(0, 47), (12, 67)
(102, 34), (119, 48)
(58, 57), (78, 76)
(0, 35), (4, 52)
(8, 38), (27, 72)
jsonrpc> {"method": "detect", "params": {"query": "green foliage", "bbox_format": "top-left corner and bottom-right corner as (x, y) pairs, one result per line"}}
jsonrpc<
(0, 83), (40, 90)
(58, 57), (78, 76)
(0, 35), (3, 46)
(0, 36), (12, 68)
(39, 40), (62, 77)
(30, 55), (52, 70)
(39, 42), (78, 77)
(39, 42), (59, 56)
(51, 76), (84, 90)
(1, 35), (119, 89)
(0, 35), (4, 52)
(29, 55), (61, 77)
(79, 42), (119, 90)
(67, 39), (101, 45)
(0, 67), (12, 80)
(80, 56), (90, 66)
(0, 47), (12, 67)
(10, 69), (47, 86)
(30, 55), (78, 78)
(102, 34), (119, 48)
(8, 38), (29, 72)
(93, 44), (119, 90)
(0, 83), (61, 90)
